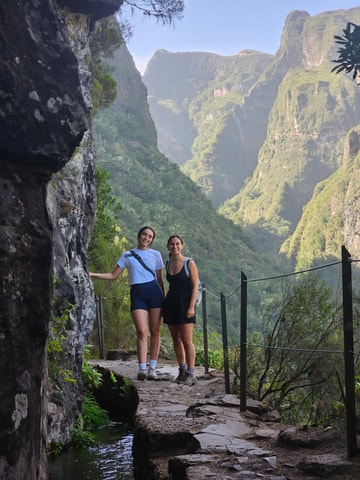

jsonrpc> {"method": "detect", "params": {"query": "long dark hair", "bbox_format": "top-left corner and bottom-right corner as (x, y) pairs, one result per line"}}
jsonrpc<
(167, 234), (184, 258)
(137, 226), (156, 245)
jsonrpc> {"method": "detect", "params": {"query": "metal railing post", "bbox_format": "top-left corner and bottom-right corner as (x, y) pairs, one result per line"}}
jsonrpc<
(240, 271), (247, 412)
(220, 292), (230, 394)
(96, 295), (105, 359)
(342, 245), (357, 457)
(201, 284), (209, 374)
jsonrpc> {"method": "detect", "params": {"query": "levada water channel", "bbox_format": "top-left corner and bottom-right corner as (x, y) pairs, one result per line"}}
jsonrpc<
(48, 420), (134, 480)
(48, 365), (138, 480)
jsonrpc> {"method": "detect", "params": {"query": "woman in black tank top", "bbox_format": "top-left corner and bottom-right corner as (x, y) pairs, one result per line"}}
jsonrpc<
(163, 235), (199, 386)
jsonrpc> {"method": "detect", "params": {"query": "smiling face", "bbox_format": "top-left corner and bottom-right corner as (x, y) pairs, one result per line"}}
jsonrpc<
(167, 235), (184, 256)
(137, 227), (155, 249)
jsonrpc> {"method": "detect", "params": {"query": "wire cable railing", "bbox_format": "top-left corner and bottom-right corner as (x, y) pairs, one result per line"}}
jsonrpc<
(235, 246), (357, 457)
(93, 246), (359, 458)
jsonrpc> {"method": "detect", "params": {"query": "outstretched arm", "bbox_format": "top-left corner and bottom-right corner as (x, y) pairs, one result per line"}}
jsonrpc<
(90, 265), (123, 281)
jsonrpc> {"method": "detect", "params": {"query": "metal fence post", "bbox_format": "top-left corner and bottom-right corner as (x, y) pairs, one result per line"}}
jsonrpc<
(341, 245), (357, 457)
(240, 271), (247, 412)
(220, 292), (230, 394)
(201, 283), (209, 374)
(96, 295), (105, 359)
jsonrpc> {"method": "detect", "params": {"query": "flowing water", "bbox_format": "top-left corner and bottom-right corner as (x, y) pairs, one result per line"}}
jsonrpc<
(48, 421), (134, 480)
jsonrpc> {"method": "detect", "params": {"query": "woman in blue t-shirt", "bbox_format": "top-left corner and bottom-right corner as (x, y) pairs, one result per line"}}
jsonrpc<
(90, 226), (165, 380)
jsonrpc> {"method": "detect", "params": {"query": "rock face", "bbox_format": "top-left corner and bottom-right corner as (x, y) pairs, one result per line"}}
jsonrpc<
(0, 1), (89, 166)
(0, 1), (121, 478)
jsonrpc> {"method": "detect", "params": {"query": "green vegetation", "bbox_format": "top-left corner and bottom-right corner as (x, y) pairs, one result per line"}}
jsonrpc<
(118, 376), (134, 397)
(47, 303), (77, 385)
(84, 7), (360, 431)
(82, 361), (103, 391)
(280, 129), (360, 270)
(219, 62), (360, 260)
(332, 22), (360, 81)
(47, 361), (110, 453)
(87, 167), (136, 352)
(229, 272), (360, 427)
(87, 166), (122, 268)
(71, 361), (109, 448)
(194, 326), (223, 369)
(81, 395), (110, 431)
(121, 0), (184, 24)
(89, 17), (122, 114)
(188, 268), (360, 430)
(145, 49), (274, 206)
(70, 414), (99, 448)
(93, 93), (273, 338)
(142, 8), (360, 274)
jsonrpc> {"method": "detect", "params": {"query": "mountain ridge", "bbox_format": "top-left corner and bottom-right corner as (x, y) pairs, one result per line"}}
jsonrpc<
(93, 43), (274, 333)
(142, 7), (360, 266)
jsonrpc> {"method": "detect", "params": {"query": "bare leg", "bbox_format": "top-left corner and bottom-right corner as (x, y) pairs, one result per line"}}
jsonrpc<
(148, 307), (162, 361)
(168, 324), (186, 365)
(179, 323), (195, 369)
(131, 309), (149, 364)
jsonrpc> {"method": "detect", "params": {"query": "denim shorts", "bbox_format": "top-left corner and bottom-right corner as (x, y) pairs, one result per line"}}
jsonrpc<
(130, 280), (164, 311)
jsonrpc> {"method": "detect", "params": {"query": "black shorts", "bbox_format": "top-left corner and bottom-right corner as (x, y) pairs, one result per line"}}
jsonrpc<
(130, 280), (164, 311)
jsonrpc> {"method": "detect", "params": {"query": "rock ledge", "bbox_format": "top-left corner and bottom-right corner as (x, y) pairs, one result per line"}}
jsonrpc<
(91, 356), (360, 479)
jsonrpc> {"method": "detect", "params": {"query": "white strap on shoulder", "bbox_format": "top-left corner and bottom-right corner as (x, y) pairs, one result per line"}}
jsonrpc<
(184, 257), (193, 277)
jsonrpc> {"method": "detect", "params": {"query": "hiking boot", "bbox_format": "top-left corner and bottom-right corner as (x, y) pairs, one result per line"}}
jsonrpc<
(183, 372), (198, 386)
(175, 367), (187, 384)
(137, 370), (147, 380)
(147, 368), (157, 380)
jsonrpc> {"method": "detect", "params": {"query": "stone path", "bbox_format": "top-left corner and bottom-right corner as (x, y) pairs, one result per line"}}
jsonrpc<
(91, 356), (359, 479)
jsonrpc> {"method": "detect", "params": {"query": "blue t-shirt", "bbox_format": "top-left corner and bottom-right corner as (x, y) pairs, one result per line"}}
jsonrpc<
(117, 248), (164, 285)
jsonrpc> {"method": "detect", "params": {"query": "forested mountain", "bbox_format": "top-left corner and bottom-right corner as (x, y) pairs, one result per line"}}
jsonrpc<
(93, 44), (273, 332)
(144, 49), (274, 206)
(88, 6), (360, 434)
(280, 126), (360, 269)
(142, 7), (360, 268)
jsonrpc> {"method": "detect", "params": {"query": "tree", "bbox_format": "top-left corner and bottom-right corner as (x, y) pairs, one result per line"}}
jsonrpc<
(89, 1), (185, 113)
(332, 22), (360, 84)
(87, 166), (122, 268)
(123, 0), (184, 23)
(87, 168), (134, 352)
(247, 274), (343, 425)
(89, 17), (123, 113)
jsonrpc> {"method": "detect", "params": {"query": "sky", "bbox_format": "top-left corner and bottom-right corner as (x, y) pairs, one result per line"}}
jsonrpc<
(121, 0), (360, 74)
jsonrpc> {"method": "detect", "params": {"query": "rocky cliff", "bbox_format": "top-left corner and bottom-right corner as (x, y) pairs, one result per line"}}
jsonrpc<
(280, 126), (360, 268)
(143, 7), (360, 264)
(0, 1), (121, 478)
(220, 8), (360, 257)
(144, 49), (275, 206)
